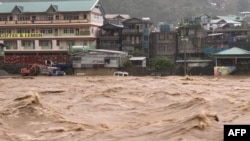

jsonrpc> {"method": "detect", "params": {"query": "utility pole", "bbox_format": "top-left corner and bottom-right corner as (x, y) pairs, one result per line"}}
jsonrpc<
(181, 37), (188, 76)
(180, 25), (189, 76)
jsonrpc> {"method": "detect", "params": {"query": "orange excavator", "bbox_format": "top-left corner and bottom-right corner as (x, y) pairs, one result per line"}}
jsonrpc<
(20, 63), (51, 76)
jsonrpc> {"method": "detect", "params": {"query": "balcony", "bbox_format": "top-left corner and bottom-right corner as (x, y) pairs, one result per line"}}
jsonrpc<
(0, 32), (93, 39)
(0, 19), (88, 26)
(178, 47), (200, 54)
(99, 44), (120, 49)
(122, 29), (143, 34)
(122, 40), (142, 46)
(99, 35), (120, 40)
(77, 31), (91, 36)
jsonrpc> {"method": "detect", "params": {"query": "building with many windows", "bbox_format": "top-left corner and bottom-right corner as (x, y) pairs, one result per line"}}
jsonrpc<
(0, 0), (104, 64)
(122, 18), (152, 55)
(150, 31), (177, 62)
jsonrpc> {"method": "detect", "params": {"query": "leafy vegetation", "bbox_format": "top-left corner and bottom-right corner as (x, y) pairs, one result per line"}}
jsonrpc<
(128, 50), (145, 57)
(149, 57), (174, 72)
(123, 60), (133, 68)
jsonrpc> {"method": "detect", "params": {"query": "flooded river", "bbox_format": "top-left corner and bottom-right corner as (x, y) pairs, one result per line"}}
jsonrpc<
(0, 75), (250, 141)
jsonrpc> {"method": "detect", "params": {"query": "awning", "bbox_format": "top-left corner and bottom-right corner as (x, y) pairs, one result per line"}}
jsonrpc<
(207, 33), (223, 36)
(129, 57), (146, 61)
(213, 47), (250, 58)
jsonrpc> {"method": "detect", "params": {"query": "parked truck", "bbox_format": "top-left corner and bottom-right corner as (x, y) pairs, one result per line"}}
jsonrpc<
(20, 63), (66, 76)
(20, 63), (50, 76)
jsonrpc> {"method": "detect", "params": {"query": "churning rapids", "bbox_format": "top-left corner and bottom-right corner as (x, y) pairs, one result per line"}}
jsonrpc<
(0, 75), (250, 141)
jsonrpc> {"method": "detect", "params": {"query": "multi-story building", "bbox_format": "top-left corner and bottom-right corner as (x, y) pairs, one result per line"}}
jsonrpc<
(150, 31), (177, 62)
(0, 0), (104, 64)
(121, 17), (152, 55)
(98, 23), (123, 51)
(202, 29), (250, 54)
(104, 14), (130, 25)
(98, 14), (130, 51)
(177, 23), (204, 60)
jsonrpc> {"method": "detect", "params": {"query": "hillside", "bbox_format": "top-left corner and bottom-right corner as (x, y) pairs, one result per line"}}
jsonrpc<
(0, 0), (249, 24)
(100, 0), (250, 24)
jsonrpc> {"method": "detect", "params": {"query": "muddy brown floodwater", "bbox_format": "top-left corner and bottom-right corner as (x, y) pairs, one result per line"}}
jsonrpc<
(0, 75), (250, 141)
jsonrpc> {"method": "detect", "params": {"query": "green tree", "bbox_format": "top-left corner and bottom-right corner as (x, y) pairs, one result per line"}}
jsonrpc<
(128, 50), (145, 57)
(150, 57), (174, 72)
(123, 60), (133, 68)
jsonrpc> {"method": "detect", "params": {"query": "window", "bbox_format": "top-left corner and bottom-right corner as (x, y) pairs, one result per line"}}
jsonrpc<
(0, 16), (7, 21)
(64, 28), (74, 34)
(57, 40), (60, 46)
(158, 45), (166, 54)
(48, 16), (53, 21)
(159, 33), (165, 40)
(40, 28), (53, 34)
(18, 15), (30, 21)
(83, 41), (87, 46)
(39, 15), (53, 21)
(22, 40), (32, 47)
(4, 41), (17, 49)
(32, 16), (36, 20)
(189, 29), (195, 35)
(168, 34), (174, 40)
(17, 28), (30, 33)
(4, 41), (16, 46)
(167, 44), (174, 51)
(64, 15), (79, 20)
(72, 15), (79, 20)
(83, 14), (87, 19)
(104, 58), (110, 64)
(64, 15), (71, 20)
(39, 40), (50, 47)
(83, 27), (89, 31)
(67, 41), (75, 46)
(159, 45), (165, 52)
(0, 29), (11, 34)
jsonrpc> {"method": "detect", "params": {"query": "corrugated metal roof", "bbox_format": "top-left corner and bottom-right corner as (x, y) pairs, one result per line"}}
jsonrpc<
(214, 47), (250, 56)
(101, 23), (123, 28)
(210, 19), (223, 24)
(105, 14), (130, 19)
(129, 57), (146, 61)
(0, 0), (98, 13)
(216, 15), (242, 21)
(88, 49), (128, 55)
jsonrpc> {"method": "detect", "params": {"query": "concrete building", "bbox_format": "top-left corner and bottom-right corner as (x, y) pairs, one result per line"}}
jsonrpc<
(72, 49), (129, 75)
(0, 0), (104, 64)
(98, 23), (123, 51)
(104, 14), (130, 25)
(150, 31), (176, 62)
(121, 17), (152, 55)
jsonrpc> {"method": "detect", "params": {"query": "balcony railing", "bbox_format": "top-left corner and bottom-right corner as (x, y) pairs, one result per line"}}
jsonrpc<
(178, 47), (200, 53)
(0, 32), (93, 39)
(122, 29), (143, 34)
(122, 40), (142, 46)
(5, 47), (68, 51)
(99, 35), (120, 40)
(0, 19), (88, 25)
(77, 31), (91, 36)
(99, 44), (120, 48)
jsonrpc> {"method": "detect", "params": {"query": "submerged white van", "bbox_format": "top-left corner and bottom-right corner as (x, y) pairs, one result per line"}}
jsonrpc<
(113, 71), (129, 76)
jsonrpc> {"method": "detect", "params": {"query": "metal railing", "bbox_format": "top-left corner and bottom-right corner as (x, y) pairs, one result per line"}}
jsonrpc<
(0, 19), (88, 25)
